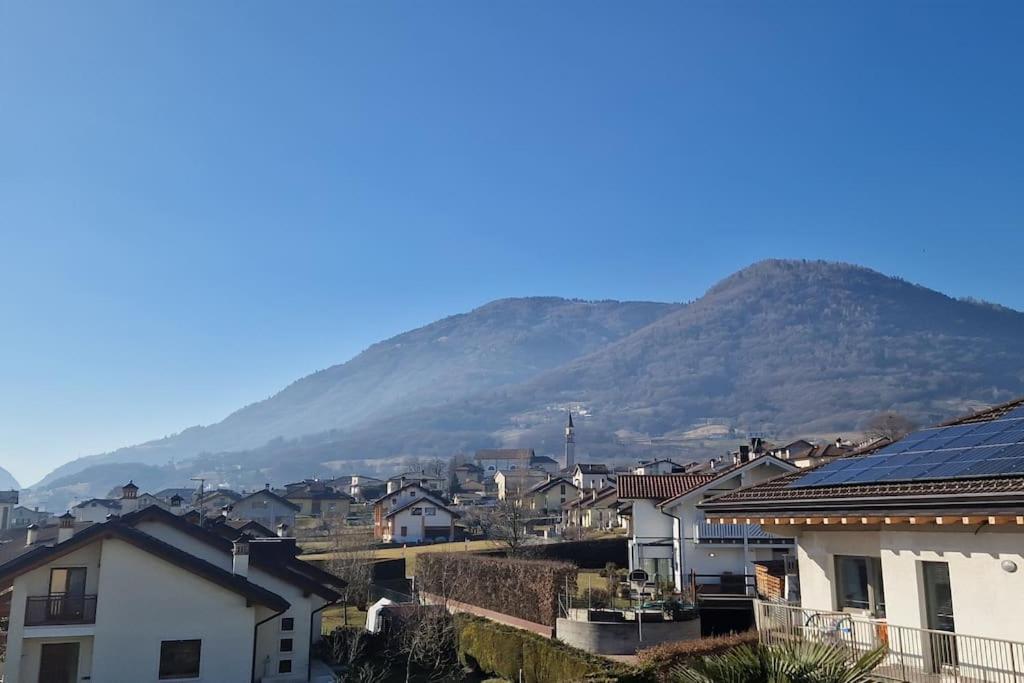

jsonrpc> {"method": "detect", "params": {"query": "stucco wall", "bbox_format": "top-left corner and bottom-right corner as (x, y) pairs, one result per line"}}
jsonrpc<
(794, 527), (1024, 643)
(90, 538), (260, 683)
(556, 617), (700, 655)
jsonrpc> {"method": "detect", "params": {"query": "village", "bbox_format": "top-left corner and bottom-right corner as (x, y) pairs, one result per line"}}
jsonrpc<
(1, 402), (1023, 682)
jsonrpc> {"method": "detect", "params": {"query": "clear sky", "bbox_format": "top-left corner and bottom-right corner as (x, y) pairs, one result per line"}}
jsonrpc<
(2, 2), (1023, 486)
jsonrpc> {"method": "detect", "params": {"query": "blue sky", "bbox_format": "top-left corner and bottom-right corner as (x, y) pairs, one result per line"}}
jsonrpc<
(1, 1), (1022, 485)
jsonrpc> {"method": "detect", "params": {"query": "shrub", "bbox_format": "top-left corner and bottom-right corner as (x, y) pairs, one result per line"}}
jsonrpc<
(417, 553), (576, 627)
(636, 631), (758, 682)
(671, 641), (886, 683)
(454, 614), (647, 683)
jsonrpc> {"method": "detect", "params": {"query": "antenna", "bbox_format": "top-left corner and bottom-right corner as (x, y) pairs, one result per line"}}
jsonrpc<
(190, 477), (206, 526)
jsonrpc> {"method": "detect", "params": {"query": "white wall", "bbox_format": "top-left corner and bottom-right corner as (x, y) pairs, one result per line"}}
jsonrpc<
(793, 526), (1024, 643)
(385, 505), (454, 543)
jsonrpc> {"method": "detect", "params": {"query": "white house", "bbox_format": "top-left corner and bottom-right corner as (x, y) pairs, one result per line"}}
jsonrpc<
(0, 505), (344, 683)
(10, 506), (51, 529)
(701, 398), (1024, 679)
(230, 489), (300, 530)
(495, 469), (548, 501)
(571, 464), (613, 492)
(618, 453), (797, 594)
(72, 482), (172, 524)
(386, 471), (446, 495)
(373, 483), (457, 543)
(633, 459), (690, 475)
(474, 448), (535, 476)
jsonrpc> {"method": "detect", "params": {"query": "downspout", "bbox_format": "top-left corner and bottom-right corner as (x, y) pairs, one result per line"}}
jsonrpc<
(308, 599), (342, 681)
(252, 607), (287, 683)
(657, 504), (684, 592)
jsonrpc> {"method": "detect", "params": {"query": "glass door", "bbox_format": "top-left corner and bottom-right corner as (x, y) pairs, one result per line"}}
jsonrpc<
(48, 567), (87, 620)
(922, 562), (957, 670)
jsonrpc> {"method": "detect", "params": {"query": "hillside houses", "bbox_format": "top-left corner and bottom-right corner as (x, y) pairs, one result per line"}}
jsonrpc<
(371, 483), (458, 543)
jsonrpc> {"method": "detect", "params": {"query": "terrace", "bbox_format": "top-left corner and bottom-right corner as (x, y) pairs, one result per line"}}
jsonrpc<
(755, 600), (1024, 683)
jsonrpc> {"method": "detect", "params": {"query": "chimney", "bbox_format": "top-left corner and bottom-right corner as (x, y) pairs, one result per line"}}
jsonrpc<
(709, 458), (716, 472)
(277, 523), (290, 538)
(264, 483), (271, 490)
(232, 539), (250, 577)
(221, 505), (231, 518)
(58, 512), (75, 544)
(26, 523), (39, 546)
(835, 438), (843, 449)
(122, 480), (138, 500)
(739, 445), (750, 464)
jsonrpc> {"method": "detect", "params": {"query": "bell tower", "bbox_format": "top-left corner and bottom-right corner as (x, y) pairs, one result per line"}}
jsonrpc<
(564, 411), (576, 471)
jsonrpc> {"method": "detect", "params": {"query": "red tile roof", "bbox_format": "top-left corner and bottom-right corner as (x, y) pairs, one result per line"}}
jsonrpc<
(617, 474), (715, 500)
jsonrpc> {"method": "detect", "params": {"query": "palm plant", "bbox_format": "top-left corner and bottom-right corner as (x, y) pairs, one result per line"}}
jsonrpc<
(672, 640), (886, 683)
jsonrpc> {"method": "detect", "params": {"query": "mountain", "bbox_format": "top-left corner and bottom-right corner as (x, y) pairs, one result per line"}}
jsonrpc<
(0, 466), (20, 491)
(28, 260), (1024, 509)
(36, 298), (677, 486)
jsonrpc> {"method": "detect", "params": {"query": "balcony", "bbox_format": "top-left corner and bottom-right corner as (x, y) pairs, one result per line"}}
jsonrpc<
(25, 594), (97, 627)
(696, 521), (794, 545)
(754, 600), (1024, 682)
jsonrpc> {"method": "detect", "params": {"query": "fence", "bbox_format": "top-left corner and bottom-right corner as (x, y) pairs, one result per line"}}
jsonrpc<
(754, 600), (1024, 682)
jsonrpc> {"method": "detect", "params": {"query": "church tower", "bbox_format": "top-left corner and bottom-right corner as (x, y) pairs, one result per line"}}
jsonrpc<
(564, 411), (576, 471)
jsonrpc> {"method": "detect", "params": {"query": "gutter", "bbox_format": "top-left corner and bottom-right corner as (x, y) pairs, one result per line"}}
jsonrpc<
(308, 599), (342, 681)
(252, 606), (287, 683)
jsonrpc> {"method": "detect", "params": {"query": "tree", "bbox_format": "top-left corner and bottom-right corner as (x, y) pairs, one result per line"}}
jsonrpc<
(324, 521), (376, 626)
(478, 499), (529, 555)
(863, 412), (917, 442)
(672, 641), (886, 683)
(423, 457), (447, 481)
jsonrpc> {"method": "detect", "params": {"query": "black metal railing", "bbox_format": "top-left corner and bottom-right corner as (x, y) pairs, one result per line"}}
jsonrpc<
(25, 594), (97, 626)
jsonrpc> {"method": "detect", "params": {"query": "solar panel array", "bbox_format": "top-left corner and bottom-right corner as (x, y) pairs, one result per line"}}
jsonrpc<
(790, 405), (1024, 489)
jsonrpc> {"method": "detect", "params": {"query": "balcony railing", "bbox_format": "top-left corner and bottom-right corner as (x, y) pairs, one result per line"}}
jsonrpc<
(754, 600), (1024, 682)
(25, 594), (97, 627)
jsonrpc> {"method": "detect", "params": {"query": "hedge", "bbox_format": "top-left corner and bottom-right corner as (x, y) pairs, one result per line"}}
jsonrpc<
(478, 538), (628, 569)
(417, 553), (576, 627)
(455, 614), (647, 683)
(635, 630), (759, 682)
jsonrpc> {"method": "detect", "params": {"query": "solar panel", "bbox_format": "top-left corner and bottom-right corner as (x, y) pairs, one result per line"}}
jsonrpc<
(788, 412), (1024, 489)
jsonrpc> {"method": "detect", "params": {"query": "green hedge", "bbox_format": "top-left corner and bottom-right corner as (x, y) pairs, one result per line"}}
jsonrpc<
(417, 553), (576, 627)
(455, 614), (648, 683)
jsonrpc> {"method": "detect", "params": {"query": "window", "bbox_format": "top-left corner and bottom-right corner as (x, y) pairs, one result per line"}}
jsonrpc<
(835, 555), (886, 617)
(411, 507), (423, 516)
(281, 617), (294, 632)
(280, 638), (293, 653)
(560, 485), (566, 494)
(159, 640), (201, 680)
(400, 526), (407, 536)
(278, 659), (292, 674)
(424, 507), (436, 516)
(391, 498), (397, 505)
(410, 490), (416, 497)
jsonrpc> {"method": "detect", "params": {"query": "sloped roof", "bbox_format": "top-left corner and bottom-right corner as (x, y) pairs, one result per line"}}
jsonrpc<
(384, 496), (459, 519)
(526, 476), (577, 495)
(575, 463), (611, 475)
(0, 518), (290, 610)
(701, 397), (1024, 514)
(236, 489), (301, 511)
(530, 455), (559, 465)
(73, 498), (122, 510)
(617, 474), (716, 500)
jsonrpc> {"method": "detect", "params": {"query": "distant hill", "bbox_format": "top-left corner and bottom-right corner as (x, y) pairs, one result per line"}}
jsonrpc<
(27, 260), (1024, 509)
(0, 466), (20, 491)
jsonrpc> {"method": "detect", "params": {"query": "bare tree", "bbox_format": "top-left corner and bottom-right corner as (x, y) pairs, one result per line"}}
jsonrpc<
(479, 499), (529, 555)
(423, 457), (447, 481)
(325, 520), (376, 626)
(864, 412), (917, 442)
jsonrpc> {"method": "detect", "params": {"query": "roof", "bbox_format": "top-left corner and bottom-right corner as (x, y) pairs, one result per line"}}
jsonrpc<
(617, 474), (716, 500)
(285, 484), (354, 502)
(530, 455), (559, 465)
(701, 397), (1024, 515)
(636, 458), (686, 469)
(371, 481), (442, 505)
(384, 496), (459, 519)
(526, 477), (577, 495)
(575, 463), (610, 475)
(475, 448), (535, 461)
(197, 489), (242, 503)
(73, 498), (122, 510)
(118, 506), (342, 599)
(453, 463), (482, 471)
(388, 471), (444, 482)
(154, 488), (198, 501)
(0, 518), (290, 611)
(236, 489), (301, 511)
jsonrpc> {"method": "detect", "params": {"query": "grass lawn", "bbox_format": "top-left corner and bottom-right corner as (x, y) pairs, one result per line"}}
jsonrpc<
(321, 604), (368, 632)
(304, 539), (504, 576)
(576, 569), (632, 609)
